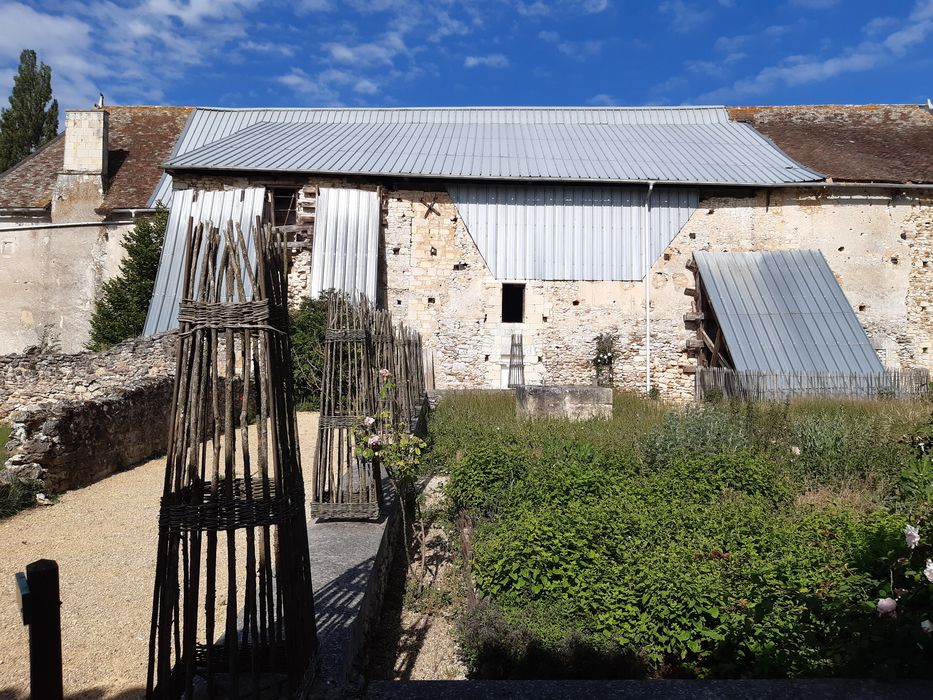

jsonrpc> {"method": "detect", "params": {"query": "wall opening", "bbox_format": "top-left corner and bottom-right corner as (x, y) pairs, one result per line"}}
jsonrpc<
(269, 188), (298, 227)
(501, 284), (525, 323)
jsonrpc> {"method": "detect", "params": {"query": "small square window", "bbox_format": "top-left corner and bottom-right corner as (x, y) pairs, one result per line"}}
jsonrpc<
(501, 284), (525, 323)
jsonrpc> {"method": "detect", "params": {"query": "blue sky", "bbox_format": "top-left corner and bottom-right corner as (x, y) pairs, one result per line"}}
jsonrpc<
(0, 0), (931, 111)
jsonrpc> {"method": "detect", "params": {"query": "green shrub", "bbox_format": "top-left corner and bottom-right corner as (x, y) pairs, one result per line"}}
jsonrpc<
(645, 404), (748, 467)
(430, 392), (933, 679)
(289, 295), (329, 410)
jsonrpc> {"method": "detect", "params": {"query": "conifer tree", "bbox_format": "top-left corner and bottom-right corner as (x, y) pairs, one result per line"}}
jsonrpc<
(0, 49), (59, 172)
(87, 208), (167, 351)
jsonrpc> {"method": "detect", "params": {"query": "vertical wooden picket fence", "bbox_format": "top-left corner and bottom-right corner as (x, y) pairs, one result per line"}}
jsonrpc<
(309, 293), (427, 520)
(696, 367), (930, 401)
(148, 219), (317, 699)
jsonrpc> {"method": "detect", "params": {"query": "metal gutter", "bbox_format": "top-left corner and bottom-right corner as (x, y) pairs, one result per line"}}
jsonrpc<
(644, 181), (655, 395)
(0, 220), (134, 231)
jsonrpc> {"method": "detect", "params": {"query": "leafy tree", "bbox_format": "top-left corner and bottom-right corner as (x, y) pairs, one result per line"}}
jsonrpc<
(87, 208), (167, 351)
(0, 49), (59, 172)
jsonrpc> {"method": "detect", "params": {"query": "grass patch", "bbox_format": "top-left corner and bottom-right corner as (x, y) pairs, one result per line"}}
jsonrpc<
(0, 423), (10, 458)
(430, 392), (933, 680)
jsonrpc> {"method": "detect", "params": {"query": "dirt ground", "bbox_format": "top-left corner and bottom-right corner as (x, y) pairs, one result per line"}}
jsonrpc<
(367, 477), (467, 682)
(0, 412), (319, 700)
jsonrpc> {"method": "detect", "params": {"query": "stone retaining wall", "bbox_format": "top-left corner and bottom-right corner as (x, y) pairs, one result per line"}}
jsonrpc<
(0, 333), (177, 422)
(4, 376), (173, 492)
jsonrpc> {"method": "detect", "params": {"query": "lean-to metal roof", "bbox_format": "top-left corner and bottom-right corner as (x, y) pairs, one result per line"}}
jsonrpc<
(143, 187), (266, 335)
(310, 187), (380, 299)
(693, 250), (883, 374)
(449, 185), (697, 280)
(155, 107), (822, 196)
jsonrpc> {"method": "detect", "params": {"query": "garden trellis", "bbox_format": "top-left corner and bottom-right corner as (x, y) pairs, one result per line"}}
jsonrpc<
(310, 293), (427, 520)
(148, 218), (317, 698)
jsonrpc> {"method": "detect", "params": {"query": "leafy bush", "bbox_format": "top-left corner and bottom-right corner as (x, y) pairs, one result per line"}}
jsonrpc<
(430, 392), (933, 679)
(289, 295), (328, 410)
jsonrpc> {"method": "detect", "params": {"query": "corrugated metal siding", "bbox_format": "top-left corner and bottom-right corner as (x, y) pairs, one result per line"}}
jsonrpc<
(309, 187), (379, 300)
(143, 187), (266, 334)
(161, 107), (822, 186)
(449, 185), (698, 280)
(694, 250), (884, 374)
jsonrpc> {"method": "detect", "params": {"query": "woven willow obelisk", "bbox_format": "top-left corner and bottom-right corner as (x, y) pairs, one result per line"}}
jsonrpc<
(148, 218), (317, 698)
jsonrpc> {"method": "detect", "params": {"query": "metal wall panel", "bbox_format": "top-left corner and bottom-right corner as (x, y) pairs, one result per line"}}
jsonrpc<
(694, 250), (884, 374)
(160, 107), (823, 188)
(309, 187), (379, 300)
(448, 185), (698, 281)
(143, 187), (266, 335)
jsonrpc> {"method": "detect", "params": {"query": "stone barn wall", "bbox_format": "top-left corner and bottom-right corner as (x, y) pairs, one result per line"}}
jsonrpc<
(180, 177), (933, 400)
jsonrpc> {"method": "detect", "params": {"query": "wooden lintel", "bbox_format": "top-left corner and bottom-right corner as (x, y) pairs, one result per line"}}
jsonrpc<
(272, 224), (313, 234)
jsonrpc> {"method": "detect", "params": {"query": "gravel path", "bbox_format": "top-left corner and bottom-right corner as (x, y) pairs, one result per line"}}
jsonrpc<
(0, 412), (319, 700)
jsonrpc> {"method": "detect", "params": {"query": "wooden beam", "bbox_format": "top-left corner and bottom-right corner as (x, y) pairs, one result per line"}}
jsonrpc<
(680, 364), (698, 374)
(684, 311), (705, 322)
(686, 338), (705, 349)
(684, 287), (697, 297)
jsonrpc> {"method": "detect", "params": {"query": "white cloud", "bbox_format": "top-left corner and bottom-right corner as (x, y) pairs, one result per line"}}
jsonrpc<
(464, 53), (509, 68)
(587, 93), (619, 105)
(790, 0), (839, 8)
(538, 31), (604, 59)
(658, 1), (711, 33)
(700, 0), (933, 101)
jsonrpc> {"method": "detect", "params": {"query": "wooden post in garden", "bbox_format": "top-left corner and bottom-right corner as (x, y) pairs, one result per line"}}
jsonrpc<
(15, 559), (63, 700)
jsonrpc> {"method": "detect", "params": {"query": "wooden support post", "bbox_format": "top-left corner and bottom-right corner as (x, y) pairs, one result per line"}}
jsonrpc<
(22, 559), (63, 700)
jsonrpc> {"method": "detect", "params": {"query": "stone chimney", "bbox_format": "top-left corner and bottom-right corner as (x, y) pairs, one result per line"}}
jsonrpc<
(52, 108), (109, 223)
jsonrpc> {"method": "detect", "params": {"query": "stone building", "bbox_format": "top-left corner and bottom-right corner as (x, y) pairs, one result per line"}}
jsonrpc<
(140, 104), (932, 399)
(0, 105), (191, 353)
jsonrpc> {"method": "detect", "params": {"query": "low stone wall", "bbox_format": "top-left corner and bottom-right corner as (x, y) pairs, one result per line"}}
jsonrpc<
(4, 376), (173, 492)
(515, 385), (613, 421)
(0, 333), (177, 421)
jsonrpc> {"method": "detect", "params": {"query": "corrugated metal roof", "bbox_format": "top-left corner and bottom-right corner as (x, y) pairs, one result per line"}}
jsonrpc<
(160, 107), (823, 187)
(310, 187), (379, 299)
(449, 185), (697, 280)
(694, 250), (883, 374)
(143, 187), (266, 334)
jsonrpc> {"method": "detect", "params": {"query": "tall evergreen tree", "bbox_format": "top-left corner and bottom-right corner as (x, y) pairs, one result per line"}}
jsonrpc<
(0, 49), (59, 172)
(87, 208), (168, 351)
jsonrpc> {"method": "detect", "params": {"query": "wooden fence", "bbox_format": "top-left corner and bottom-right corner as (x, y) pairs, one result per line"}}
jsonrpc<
(696, 367), (931, 402)
(149, 219), (316, 698)
(309, 294), (427, 520)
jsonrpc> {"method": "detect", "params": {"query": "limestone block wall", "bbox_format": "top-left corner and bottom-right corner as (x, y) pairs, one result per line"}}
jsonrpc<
(0, 222), (130, 353)
(4, 376), (173, 492)
(190, 176), (933, 399)
(0, 333), (177, 421)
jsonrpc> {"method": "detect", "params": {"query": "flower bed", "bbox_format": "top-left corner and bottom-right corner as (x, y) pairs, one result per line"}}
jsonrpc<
(429, 392), (933, 679)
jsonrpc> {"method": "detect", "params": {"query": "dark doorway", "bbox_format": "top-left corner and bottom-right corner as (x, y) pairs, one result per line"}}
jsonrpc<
(501, 283), (525, 323)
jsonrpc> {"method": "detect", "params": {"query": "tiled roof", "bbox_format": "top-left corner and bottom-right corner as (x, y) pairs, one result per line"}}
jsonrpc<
(727, 104), (933, 184)
(104, 106), (192, 210)
(0, 134), (64, 209)
(0, 105), (192, 213)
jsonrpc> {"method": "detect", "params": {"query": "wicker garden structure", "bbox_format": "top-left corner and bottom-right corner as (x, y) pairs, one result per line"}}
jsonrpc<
(309, 294), (426, 520)
(148, 219), (317, 698)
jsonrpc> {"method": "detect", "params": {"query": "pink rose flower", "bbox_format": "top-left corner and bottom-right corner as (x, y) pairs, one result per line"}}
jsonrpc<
(876, 597), (897, 618)
(368, 434), (381, 447)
